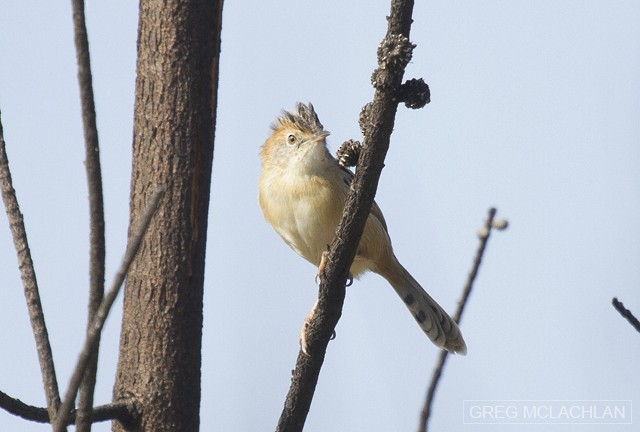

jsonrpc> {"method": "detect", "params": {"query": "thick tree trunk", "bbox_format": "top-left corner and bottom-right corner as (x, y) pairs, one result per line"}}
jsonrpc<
(113, 1), (222, 431)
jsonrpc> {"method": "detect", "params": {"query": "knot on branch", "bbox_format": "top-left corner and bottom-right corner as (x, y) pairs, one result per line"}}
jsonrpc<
(378, 34), (415, 70)
(358, 103), (373, 137)
(398, 78), (431, 109)
(371, 34), (416, 89)
(336, 140), (362, 168)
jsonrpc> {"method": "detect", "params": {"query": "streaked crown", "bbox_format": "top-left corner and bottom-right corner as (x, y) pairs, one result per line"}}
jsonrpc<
(273, 102), (324, 134)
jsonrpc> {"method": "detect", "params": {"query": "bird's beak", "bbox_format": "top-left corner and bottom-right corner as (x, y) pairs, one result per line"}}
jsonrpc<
(310, 130), (331, 143)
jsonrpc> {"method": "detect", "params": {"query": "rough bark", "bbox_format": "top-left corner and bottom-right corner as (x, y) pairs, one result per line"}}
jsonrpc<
(112, 0), (222, 431)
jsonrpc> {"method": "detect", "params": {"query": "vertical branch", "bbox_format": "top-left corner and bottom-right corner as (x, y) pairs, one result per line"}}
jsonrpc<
(387, 0), (415, 36)
(69, 0), (106, 430)
(112, 0), (221, 430)
(0, 113), (62, 424)
(275, 1), (417, 430)
(418, 208), (507, 432)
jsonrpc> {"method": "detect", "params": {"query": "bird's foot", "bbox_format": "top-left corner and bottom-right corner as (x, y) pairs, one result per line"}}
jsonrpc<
(315, 250), (354, 287)
(299, 306), (337, 355)
(315, 250), (330, 284)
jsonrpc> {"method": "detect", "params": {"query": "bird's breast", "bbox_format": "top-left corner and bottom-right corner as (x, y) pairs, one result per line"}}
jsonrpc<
(260, 167), (346, 266)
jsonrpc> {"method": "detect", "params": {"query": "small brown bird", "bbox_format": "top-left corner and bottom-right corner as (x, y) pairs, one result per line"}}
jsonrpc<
(259, 103), (466, 354)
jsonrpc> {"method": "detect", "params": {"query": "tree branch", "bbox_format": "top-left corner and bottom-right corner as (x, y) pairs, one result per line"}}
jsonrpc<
(69, 0), (106, 430)
(53, 187), (164, 432)
(0, 112), (62, 425)
(612, 298), (640, 333)
(418, 208), (508, 432)
(0, 389), (137, 426)
(275, 1), (417, 430)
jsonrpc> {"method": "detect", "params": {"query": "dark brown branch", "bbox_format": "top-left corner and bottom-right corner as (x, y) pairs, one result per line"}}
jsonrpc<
(69, 0), (106, 430)
(419, 208), (506, 432)
(0, 390), (137, 426)
(0, 112), (62, 424)
(275, 1), (416, 431)
(612, 298), (640, 333)
(53, 187), (164, 432)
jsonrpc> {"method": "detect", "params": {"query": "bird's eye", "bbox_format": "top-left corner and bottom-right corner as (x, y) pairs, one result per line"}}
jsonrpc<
(287, 134), (296, 145)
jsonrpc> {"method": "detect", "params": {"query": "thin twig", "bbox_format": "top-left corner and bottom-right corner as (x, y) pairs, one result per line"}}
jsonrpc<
(612, 298), (640, 333)
(0, 390), (137, 426)
(53, 187), (164, 431)
(69, 0), (106, 430)
(0, 112), (62, 425)
(275, 1), (416, 431)
(419, 208), (504, 432)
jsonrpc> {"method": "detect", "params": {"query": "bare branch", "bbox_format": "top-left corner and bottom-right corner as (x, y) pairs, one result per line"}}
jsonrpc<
(53, 187), (164, 431)
(275, 1), (417, 430)
(69, 0), (106, 430)
(0, 390), (137, 426)
(612, 298), (640, 333)
(0, 112), (62, 424)
(419, 208), (507, 432)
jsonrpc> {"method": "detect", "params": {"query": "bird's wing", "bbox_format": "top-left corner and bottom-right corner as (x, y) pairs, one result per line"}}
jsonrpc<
(338, 165), (389, 232)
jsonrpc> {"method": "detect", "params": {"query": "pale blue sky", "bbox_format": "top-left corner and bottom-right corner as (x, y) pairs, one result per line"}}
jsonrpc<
(1, 1), (639, 431)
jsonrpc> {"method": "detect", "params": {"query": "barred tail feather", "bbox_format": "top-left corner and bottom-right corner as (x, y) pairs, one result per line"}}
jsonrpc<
(380, 260), (467, 355)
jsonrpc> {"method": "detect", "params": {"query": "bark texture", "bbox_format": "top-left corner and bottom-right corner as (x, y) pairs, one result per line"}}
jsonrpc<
(113, 0), (222, 430)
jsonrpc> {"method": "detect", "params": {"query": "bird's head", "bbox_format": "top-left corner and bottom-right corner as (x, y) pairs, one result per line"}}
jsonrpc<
(261, 102), (332, 172)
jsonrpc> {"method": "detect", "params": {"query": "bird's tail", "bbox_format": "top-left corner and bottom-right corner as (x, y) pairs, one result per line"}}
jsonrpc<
(378, 258), (467, 355)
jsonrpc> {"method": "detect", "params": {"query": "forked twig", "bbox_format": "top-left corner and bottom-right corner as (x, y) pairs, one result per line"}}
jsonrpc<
(0, 112), (62, 425)
(0, 390), (137, 426)
(419, 208), (507, 432)
(53, 187), (164, 431)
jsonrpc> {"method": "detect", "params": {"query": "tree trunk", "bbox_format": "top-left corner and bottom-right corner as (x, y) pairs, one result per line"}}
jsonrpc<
(113, 0), (222, 431)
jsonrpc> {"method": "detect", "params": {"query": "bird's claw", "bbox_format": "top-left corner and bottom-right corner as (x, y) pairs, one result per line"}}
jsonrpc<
(300, 300), (339, 355)
(315, 252), (354, 288)
(300, 322), (337, 355)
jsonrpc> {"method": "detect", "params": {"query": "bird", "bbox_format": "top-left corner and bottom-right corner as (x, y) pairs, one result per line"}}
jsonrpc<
(258, 102), (466, 355)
